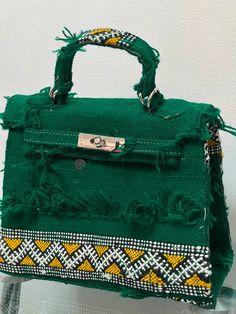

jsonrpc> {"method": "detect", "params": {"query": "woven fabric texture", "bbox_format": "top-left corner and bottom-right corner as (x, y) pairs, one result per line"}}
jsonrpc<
(0, 27), (234, 309)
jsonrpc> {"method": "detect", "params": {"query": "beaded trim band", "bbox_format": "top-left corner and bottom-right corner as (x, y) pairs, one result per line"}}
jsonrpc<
(0, 227), (212, 302)
(204, 126), (222, 165)
(76, 28), (137, 49)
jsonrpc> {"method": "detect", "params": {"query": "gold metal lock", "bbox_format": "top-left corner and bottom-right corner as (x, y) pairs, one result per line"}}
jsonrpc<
(78, 133), (125, 152)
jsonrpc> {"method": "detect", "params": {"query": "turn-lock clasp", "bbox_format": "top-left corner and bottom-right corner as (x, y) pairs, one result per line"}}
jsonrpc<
(78, 133), (125, 152)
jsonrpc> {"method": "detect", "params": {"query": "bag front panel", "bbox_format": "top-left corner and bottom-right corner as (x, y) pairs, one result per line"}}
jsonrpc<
(0, 112), (214, 307)
(0, 94), (232, 308)
(2, 125), (210, 240)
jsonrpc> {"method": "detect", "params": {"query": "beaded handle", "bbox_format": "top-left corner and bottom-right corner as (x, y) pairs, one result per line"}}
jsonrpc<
(50, 27), (163, 112)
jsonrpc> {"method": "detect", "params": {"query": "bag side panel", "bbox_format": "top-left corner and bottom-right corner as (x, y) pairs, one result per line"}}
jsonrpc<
(207, 128), (234, 298)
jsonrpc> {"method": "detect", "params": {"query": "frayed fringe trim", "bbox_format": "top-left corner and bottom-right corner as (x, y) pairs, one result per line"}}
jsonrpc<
(123, 191), (206, 226)
(55, 27), (85, 46)
(1, 87), (54, 130)
(1, 183), (209, 226)
(53, 27), (87, 54)
(218, 115), (236, 137)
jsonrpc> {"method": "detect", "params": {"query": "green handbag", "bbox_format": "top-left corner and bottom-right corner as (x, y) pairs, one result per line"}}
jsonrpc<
(0, 27), (235, 308)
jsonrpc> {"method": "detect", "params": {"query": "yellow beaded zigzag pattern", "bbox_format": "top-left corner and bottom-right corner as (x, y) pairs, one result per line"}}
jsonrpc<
(77, 28), (137, 49)
(0, 228), (212, 299)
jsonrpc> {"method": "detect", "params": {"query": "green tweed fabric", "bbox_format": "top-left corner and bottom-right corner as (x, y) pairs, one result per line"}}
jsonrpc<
(0, 28), (234, 309)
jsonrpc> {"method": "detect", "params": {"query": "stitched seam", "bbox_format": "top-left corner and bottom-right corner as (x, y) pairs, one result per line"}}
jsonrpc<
(4, 118), (20, 123)
(25, 139), (180, 155)
(25, 130), (76, 137)
(134, 149), (181, 155)
(25, 131), (178, 148)
(25, 139), (75, 146)
(137, 140), (168, 144)
(25, 131), (181, 155)
(25, 130), (175, 145)
(25, 136), (181, 154)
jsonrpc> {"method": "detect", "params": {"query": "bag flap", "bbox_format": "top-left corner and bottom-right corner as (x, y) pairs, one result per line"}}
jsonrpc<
(2, 88), (221, 166)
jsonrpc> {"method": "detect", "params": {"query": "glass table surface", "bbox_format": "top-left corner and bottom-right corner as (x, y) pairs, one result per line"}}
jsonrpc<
(0, 274), (236, 314)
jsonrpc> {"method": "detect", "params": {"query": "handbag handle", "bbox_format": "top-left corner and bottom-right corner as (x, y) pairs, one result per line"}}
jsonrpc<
(50, 27), (163, 112)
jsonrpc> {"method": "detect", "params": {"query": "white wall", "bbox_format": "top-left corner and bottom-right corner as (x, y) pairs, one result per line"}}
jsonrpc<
(0, 1), (235, 312)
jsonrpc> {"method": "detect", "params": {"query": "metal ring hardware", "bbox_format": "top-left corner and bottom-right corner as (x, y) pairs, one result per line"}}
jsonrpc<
(138, 86), (160, 112)
(49, 89), (58, 101)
